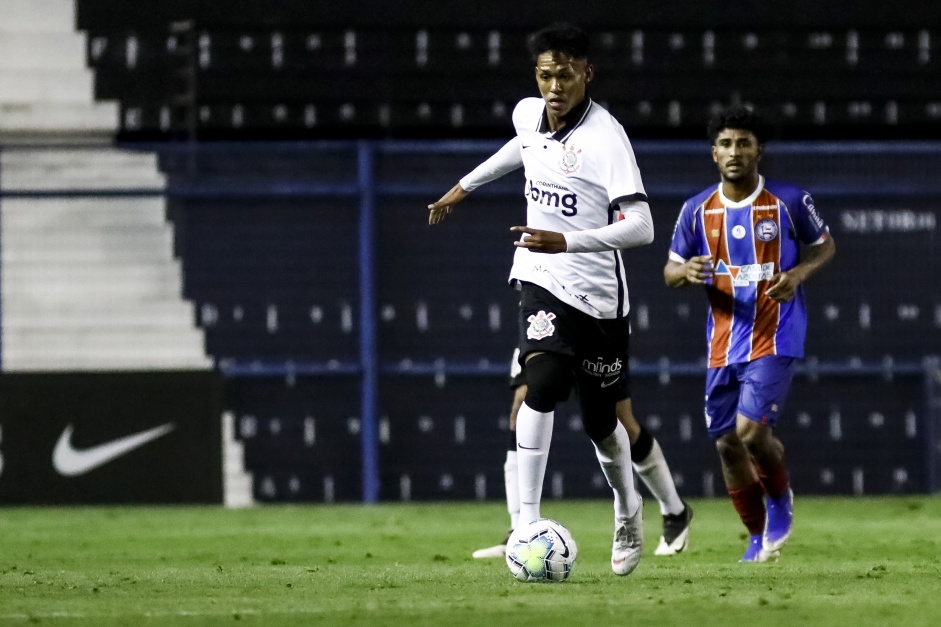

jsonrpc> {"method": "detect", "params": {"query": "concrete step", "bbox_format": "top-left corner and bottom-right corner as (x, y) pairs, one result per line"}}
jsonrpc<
(0, 0), (75, 33)
(1, 148), (159, 170)
(2, 225), (175, 253)
(1, 169), (165, 190)
(0, 149), (161, 186)
(0, 101), (118, 135)
(1, 197), (167, 229)
(4, 261), (182, 286)
(1, 244), (176, 264)
(2, 301), (197, 329)
(0, 69), (94, 104)
(2, 276), (185, 302)
(0, 32), (87, 69)
(4, 327), (208, 350)
(1, 351), (214, 372)
(0, 173), (165, 191)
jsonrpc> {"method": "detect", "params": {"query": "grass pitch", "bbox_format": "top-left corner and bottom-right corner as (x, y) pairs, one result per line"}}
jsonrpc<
(2, 497), (940, 626)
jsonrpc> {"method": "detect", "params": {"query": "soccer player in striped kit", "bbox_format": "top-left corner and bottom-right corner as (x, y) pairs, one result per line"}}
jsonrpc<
(664, 105), (836, 562)
(429, 23), (654, 575)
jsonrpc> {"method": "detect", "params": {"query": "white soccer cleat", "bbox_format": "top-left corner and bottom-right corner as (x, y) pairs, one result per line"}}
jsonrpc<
(611, 496), (644, 575)
(472, 529), (511, 559)
(653, 501), (694, 557)
(472, 543), (507, 559)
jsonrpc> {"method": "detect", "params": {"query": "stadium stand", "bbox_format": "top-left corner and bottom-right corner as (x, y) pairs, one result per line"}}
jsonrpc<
(74, 1), (941, 140)
(0, 1), (938, 503)
(0, 0), (117, 138)
(153, 141), (940, 501)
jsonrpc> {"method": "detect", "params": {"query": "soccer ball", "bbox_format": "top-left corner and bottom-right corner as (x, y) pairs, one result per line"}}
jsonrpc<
(505, 518), (578, 582)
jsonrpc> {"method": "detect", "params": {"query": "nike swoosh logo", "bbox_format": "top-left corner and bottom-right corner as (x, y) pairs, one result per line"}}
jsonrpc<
(600, 376), (620, 388)
(53, 423), (176, 476)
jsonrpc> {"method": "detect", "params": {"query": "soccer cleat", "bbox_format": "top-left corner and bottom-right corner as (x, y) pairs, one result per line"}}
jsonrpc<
(472, 529), (512, 559)
(740, 534), (779, 562)
(763, 488), (794, 553)
(611, 496), (644, 575)
(654, 501), (694, 556)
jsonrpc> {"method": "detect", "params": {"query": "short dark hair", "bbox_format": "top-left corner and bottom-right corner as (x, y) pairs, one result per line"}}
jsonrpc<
(707, 105), (767, 145)
(527, 23), (590, 62)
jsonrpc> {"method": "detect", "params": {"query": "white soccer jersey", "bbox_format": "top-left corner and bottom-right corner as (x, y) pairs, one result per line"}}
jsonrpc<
(509, 97), (647, 319)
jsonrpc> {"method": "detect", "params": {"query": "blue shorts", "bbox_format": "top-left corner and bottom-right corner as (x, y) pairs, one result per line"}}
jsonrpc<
(704, 355), (796, 438)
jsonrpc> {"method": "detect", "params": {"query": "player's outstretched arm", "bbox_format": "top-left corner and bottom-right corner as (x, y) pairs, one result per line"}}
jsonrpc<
(664, 255), (714, 288)
(427, 183), (468, 225)
(427, 137), (523, 226)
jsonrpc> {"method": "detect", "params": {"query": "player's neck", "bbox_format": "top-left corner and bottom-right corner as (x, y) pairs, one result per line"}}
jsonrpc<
(545, 96), (588, 133)
(546, 113), (566, 132)
(721, 173), (761, 203)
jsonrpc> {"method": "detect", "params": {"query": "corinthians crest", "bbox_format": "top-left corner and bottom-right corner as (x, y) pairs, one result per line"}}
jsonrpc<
(526, 310), (557, 340)
(558, 144), (582, 175)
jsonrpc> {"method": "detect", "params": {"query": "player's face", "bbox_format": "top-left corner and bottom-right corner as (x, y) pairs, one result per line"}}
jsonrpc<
(712, 128), (762, 183)
(534, 51), (593, 120)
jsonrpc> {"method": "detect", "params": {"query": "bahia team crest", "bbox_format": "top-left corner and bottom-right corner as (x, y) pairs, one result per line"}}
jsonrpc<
(527, 310), (557, 340)
(558, 144), (582, 175)
(755, 218), (779, 241)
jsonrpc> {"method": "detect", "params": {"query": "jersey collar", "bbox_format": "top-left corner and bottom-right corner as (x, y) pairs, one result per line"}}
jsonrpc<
(717, 174), (766, 208)
(537, 97), (593, 144)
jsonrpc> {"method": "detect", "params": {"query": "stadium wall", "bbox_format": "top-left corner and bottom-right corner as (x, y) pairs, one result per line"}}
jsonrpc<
(1, 138), (940, 503)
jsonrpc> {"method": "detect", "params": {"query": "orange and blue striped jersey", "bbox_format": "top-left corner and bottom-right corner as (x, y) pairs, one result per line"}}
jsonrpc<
(669, 176), (830, 368)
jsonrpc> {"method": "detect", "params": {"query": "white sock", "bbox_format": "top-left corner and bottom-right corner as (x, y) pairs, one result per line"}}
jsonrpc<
(634, 439), (685, 516)
(504, 449), (520, 530)
(515, 403), (554, 524)
(592, 421), (640, 520)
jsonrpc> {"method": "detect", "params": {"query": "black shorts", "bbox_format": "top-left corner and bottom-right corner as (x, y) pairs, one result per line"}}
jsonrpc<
(517, 282), (631, 400)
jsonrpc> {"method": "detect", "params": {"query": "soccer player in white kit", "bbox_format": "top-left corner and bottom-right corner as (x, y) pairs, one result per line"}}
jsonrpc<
(428, 23), (655, 576)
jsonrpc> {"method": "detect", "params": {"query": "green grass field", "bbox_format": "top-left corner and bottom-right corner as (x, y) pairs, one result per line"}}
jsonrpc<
(2, 497), (941, 626)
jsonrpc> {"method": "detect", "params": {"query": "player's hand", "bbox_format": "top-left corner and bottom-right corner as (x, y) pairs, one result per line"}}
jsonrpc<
(510, 226), (567, 253)
(766, 270), (799, 302)
(684, 255), (714, 284)
(427, 183), (467, 225)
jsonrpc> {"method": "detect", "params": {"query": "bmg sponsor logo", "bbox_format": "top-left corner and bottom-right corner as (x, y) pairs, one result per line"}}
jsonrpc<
(526, 180), (578, 216)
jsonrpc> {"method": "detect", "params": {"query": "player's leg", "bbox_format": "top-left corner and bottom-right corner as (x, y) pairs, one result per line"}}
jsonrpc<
(472, 381), (525, 558)
(505, 381), (525, 531)
(515, 284), (575, 524)
(736, 356), (796, 554)
(580, 386), (643, 575)
(473, 353), (526, 559)
(577, 320), (643, 576)
(617, 399), (692, 556)
(517, 351), (571, 523)
(707, 365), (772, 562)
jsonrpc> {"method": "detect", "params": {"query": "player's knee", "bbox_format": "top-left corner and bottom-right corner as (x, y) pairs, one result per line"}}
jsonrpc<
(715, 432), (747, 464)
(736, 417), (770, 451)
(631, 423), (655, 462)
(523, 352), (573, 412)
(578, 394), (618, 443)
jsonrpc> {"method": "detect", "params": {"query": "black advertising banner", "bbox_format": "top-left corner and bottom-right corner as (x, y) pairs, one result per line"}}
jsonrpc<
(0, 371), (223, 504)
